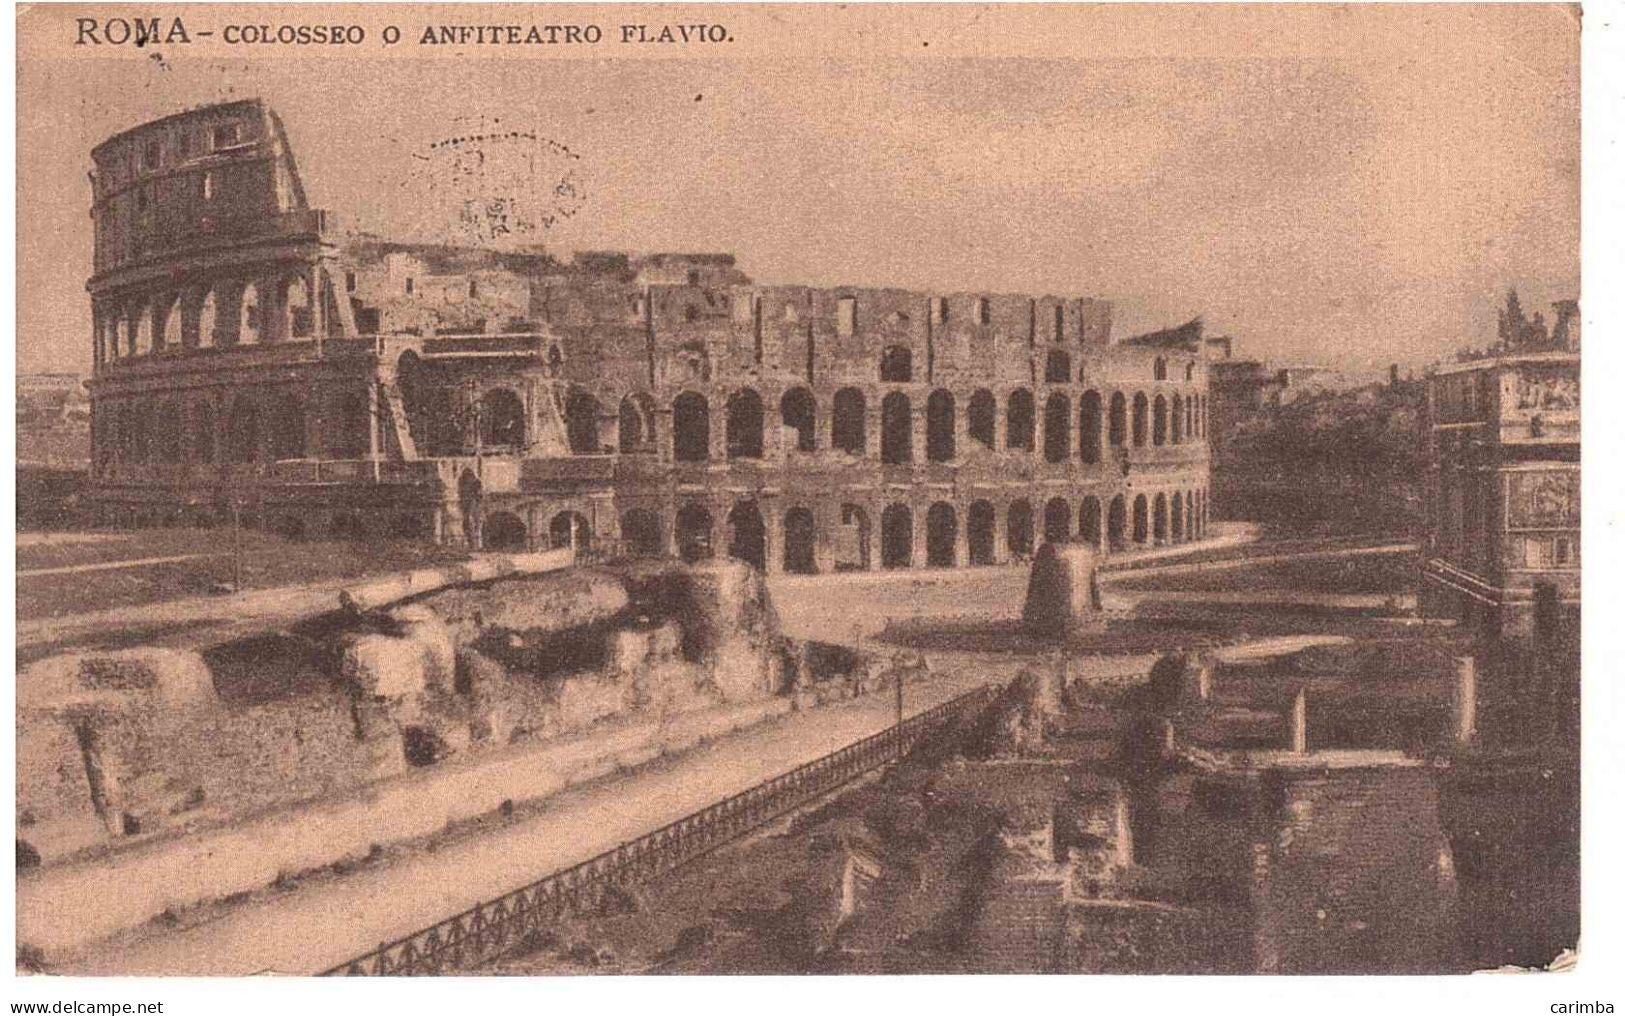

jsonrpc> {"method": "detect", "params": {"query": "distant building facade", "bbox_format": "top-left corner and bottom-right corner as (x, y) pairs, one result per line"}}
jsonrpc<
(85, 100), (1213, 570)
(1419, 293), (1580, 640)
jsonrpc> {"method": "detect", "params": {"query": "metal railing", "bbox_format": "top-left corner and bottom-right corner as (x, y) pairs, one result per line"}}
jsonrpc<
(323, 682), (997, 976)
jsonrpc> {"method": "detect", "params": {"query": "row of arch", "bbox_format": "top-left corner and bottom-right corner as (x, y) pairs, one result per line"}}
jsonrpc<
(471, 487), (1209, 572)
(498, 383), (1208, 465)
(95, 271), (320, 363)
(874, 345), (1199, 387)
(94, 388), (372, 466)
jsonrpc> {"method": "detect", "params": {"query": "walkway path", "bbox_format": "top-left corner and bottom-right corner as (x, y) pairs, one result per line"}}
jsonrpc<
(17, 553), (218, 579)
(42, 671), (990, 976)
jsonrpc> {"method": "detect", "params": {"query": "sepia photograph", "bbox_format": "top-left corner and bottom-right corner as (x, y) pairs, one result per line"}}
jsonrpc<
(8, 1), (1611, 1000)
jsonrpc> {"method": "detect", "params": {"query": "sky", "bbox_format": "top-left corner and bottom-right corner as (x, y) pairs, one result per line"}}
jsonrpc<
(16, 4), (1580, 377)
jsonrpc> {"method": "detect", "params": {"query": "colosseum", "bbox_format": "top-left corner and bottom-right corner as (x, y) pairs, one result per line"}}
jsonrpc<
(86, 99), (1213, 572)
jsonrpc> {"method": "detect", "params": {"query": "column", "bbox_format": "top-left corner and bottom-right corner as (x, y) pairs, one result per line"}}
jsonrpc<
(708, 402), (727, 462)
(953, 505), (970, 567)
(952, 393), (970, 461)
(911, 503), (928, 569)
(909, 407), (927, 464)
(762, 501), (782, 575)
(991, 502), (1009, 564)
(864, 407), (881, 460)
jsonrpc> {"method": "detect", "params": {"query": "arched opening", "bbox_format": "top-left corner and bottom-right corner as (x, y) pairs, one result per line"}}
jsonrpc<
(926, 389), (955, 462)
(153, 401), (181, 463)
(726, 500), (766, 569)
(621, 509), (664, 557)
(618, 393), (657, 454)
(1154, 357), (1168, 381)
(1186, 491), (1197, 540)
(1080, 496), (1102, 547)
(1153, 395), (1168, 447)
(1108, 392), (1127, 447)
(881, 504), (913, 569)
(1172, 394), (1184, 444)
(196, 290), (219, 348)
(967, 500), (996, 565)
(483, 387), (528, 450)
(835, 504), (871, 571)
(673, 392), (710, 462)
(1079, 390), (1102, 464)
(268, 394), (307, 460)
(967, 389), (996, 450)
(880, 345), (913, 383)
(486, 512), (529, 552)
(726, 389), (765, 459)
(1132, 393), (1148, 447)
(1133, 494), (1149, 545)
(1171, 492), (1184, 542)
(926, 502), (958, 568)
(1043, 497), (1072, 544)
(564, 388), (599, 454)
(133, 303), (154, 356)
(783, 507), (817, 574)
(675, 504), (714, 562)
(1153, 494), (1169, 544)
(238, 282), (262, 344)
(1006, 500), (1034, 558)
(1043, 393), (1071, 463)
(1006, 389), (1035, 451)
(158, 297), (181, 350)
(284, 276), (314, 338)
(1045, 349), (1071, 384)
(550, 510), (592, 551)
(780, 387), (817, 453)
(881, 392), (912, 465)
(1108, 495), (1127, 550)
(226, 395), (258, 463)
(832, 387), (866, 455)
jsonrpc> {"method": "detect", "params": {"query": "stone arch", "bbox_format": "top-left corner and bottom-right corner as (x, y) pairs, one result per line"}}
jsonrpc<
(726, 388), (765, 459)
(1045, 349), (1072, 384)
(835, 503), (872, 571)
(1133, 494), (1149, 544)
(880, 503), (913, 569)
(1171, 490), (1185, 542)
(1043, 497), (1072, 544)
(726, 499), (766, 569)
(1080, 496), (1102, 547)
(1079, 390), (1103, 464)
(1109, 392), (1127, 447)
(967, 500), (996, 566)
(1006, 499), (1034, 558)
(621, 509), (664, 557)
(1154, 356), (1168, 381)
(1174, 393), (1185, 444)
(1043, 392), (1071, 463)
(282, 275), (314, 339)
(926, 389), (956, 462)
(880, 345), (913, 383)
(967, 389), (996, 450)
(238, 281), (263, 344)
(926, 502), (958, 568)
(780, 387), (817, 453)
(475, 387), (525, 450)
(1108, 495), (1127, 550)
(132, 301), (154, 356)
(267, 392), (308, 460)
(549, 510), (592, 551)
(1006, 388), (1035, 451)
(226, 394), (259, 463)
(783, 506), (817, 574)
(196, 288), (220, 348)
(1153, 394), (1168, 447)
(1154, 493), (1169, 543)
(483, 511), (528, 551)
(881, 391), (912, 465)
(1132, 392), (1148, 447)
(618, 392), (658, 454)
(563, 387), (599, 454)
(675, 503), (714, 562)
(157, 295), (182, 350)
(672, 391), (710, 462)
(832, 387), (866, 455)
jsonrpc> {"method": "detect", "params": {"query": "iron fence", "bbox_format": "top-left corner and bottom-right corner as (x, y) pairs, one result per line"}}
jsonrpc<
(323, 682), (997, 976)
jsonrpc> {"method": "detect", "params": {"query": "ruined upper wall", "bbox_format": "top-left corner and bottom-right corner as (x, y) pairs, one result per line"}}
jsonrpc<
(89, 99), (317, 279)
